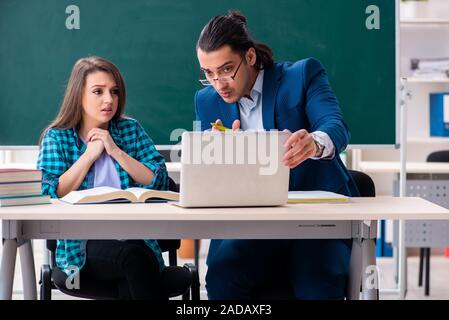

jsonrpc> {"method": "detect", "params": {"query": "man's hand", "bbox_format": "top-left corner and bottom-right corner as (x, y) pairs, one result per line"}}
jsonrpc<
(212, 119), (241, 132)
(283, 129), (317, 169)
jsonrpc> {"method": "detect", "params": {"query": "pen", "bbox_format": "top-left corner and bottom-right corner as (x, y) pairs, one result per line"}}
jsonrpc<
(210, 122), (231, 132)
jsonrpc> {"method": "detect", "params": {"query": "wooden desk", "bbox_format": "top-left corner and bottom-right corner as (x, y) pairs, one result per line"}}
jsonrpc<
(1, 197), (448, 301)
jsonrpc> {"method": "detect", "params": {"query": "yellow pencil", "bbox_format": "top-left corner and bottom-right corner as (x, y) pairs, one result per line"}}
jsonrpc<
(210, 122), (231, 132)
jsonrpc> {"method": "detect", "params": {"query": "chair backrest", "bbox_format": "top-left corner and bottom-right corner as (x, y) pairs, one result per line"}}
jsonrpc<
(427, 150), (449, 163)
(168, 176), (179, 192)
(159, 149), (181, 163)
(348, 170), (376, 197)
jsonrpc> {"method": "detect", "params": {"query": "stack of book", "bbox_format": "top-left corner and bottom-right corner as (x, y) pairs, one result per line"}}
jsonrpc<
(0, 169), (51, 207)
(411, 58), (449, 80)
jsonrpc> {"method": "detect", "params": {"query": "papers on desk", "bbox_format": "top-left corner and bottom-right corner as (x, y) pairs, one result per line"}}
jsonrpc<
(288, 191), (350, 203)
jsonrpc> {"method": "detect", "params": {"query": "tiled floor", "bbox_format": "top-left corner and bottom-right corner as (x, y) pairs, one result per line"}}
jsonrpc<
(4, 239), (449, 300)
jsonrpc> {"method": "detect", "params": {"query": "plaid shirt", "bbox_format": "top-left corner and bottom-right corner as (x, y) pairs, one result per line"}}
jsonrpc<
(37, 117), (169, 275)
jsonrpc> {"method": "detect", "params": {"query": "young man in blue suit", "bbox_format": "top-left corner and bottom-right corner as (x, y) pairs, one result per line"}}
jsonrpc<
(195, 11), (360, 300)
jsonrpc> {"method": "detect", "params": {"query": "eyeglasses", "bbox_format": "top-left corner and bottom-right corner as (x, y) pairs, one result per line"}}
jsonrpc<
(198, 57), (244, 86)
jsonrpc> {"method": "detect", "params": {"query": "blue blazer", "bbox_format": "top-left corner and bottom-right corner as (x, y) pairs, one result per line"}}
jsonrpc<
(195, 58), (359, 196)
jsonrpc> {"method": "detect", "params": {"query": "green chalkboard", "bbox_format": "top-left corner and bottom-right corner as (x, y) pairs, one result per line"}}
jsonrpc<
(0, 0), (397, 146)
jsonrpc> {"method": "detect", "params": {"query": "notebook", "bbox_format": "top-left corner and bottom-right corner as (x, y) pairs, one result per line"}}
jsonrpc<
(288, 191), (350, 203)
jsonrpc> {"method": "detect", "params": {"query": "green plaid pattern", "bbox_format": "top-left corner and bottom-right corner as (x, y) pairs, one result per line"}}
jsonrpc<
(37, 117), (169, 274)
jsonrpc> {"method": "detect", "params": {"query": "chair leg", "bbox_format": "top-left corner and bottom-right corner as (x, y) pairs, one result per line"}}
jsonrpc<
(39, 264), (52, 300)
(184, 262), (200, 300)
(192, 240), (200, 299)
(418, 248), (424, 287)
(182, 290), (190, 300)
(425, 248), (430, 296)
(194, 240), (200, 271)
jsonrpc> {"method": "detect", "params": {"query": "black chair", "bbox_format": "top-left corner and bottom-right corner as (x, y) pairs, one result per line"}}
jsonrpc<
(39, 177), (200, 300)
(348, 170), (376, 198)
(249, 170), (376, 299)
(417, 150), (449, 296)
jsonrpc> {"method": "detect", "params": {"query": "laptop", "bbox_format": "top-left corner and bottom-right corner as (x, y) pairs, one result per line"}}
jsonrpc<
(177, 131), (290, 208)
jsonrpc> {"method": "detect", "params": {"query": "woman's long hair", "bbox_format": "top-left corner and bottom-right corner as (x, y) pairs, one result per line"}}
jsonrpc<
(39, 56), (126, 144)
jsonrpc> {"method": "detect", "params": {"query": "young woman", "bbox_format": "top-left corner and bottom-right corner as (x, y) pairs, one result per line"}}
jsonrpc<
(37, 56), (169, 300)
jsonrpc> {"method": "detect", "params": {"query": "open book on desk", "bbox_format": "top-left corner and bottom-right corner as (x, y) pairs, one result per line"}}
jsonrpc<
(60, 187), (179, 204)
(288, 191), (350, 203)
